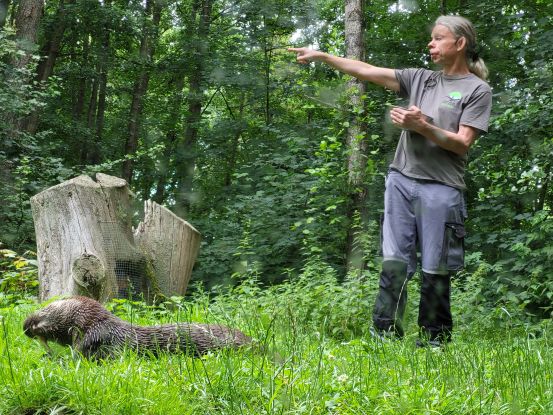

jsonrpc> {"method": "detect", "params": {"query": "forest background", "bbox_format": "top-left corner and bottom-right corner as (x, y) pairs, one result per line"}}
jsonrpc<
(1, 0), (552, 325)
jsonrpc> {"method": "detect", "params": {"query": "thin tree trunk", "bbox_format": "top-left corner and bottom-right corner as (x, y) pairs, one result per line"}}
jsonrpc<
(122, 0), (162, 184)
(36, 0), (73, 82)
(178, 84), (202, 211)
(344, 0), (368, 275)
(84, 0), (111, 166)
(263, 14), (272, 125)
(265, 47), (272, 125)
(80, 74), (99, 163)
(174, 0), (213, 215)
(535, 162), (550, 212)
(87, 76), (99, 131)
(153, 74), (186, 203)
(73, 35), (90, 121)
(92, 25), (110, 165)
(224, 91), (245, 188)
(0, 0), (11, 29)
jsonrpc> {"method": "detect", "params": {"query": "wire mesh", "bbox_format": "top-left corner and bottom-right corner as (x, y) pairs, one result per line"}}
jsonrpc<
(100, 221), (150, 300)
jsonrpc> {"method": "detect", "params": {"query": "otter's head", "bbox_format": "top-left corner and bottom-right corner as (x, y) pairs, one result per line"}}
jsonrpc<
(23, 296), (109, 347)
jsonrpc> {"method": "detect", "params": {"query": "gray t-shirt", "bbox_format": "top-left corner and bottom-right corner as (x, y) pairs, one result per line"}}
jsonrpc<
(390, 68), (492, 189)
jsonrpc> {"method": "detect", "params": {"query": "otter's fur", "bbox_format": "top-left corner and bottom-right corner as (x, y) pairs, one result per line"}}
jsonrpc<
(23, 296), (251, 358)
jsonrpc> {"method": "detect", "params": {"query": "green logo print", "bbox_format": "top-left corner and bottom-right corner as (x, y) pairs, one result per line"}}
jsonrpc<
(449, 91), (462, 100)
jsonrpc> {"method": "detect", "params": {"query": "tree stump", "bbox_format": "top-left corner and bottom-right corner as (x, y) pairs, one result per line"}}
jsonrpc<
(30, 173), (201, 302)
(134, 200), (201, 298)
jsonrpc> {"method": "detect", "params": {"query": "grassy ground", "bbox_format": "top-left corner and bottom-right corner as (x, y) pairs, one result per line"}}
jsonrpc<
(1, 287), (552, 415)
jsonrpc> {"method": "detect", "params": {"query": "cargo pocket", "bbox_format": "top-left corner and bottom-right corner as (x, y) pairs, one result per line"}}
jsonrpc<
(441, 222), (466, 271)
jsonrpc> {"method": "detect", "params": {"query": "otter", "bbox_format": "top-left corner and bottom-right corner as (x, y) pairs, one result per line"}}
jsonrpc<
(23, 296), (251, 359)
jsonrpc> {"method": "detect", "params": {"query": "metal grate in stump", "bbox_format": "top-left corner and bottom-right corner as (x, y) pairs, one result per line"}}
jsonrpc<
(100, 221), (149, 300)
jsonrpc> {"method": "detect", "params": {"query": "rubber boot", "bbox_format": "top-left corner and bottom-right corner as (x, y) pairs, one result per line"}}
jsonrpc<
(372, 260), (409, 337)
(418, 271), (453, 344)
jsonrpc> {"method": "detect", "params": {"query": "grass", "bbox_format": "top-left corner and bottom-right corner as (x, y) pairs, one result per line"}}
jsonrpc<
(1, 281), (552, 415)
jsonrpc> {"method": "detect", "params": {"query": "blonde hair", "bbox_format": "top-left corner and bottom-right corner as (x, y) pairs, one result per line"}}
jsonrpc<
(434, 15), (489, 81)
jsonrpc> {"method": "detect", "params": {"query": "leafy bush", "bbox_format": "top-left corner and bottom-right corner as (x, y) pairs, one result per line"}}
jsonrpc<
(479, 211), (553, 320)
(0, 248), (39, 307)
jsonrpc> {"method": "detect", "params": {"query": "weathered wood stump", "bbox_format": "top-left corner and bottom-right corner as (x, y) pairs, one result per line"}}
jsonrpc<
(134, 200), (201, 298)
(30, 173), (201, 302)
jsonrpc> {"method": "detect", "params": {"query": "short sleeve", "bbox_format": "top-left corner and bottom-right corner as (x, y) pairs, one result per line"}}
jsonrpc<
(460, 86), (492, 133)
(395, 68), (436, 100)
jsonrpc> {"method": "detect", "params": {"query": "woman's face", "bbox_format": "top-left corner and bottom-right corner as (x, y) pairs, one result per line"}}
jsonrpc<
(428, 24), (464, 66)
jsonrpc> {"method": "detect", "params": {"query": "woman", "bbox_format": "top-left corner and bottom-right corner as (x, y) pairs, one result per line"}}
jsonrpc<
(289, 15), (492, 346)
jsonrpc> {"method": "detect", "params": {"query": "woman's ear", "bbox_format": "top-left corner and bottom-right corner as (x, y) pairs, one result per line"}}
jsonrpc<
(455, 36), (467, 52)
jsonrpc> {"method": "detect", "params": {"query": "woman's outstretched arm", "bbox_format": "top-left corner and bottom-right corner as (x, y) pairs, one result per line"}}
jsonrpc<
(288, 47), (400, 92)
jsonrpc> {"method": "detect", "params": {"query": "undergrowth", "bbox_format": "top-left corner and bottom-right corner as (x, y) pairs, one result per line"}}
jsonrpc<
(1, 251), (552, 414)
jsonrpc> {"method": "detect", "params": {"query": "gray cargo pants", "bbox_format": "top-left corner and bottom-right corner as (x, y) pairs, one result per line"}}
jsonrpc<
(372, 170), (467, 339)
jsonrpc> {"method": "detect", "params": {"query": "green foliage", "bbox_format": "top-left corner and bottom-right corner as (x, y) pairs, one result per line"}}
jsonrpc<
(0, 27), (67, 249)
(0, 249), (39, 307)
(467, 59), (553, 320)
(192, 119), (349, 287)
(0, 29), (45, 121)
(281, 259), (379, 339)
(463, 211), (553, 322)
(222, 254), (380, 340)
(300, 118), (349, 259)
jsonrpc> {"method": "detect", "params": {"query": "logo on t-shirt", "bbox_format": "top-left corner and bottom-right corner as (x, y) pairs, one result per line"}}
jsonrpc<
(441, 91), (463, 109)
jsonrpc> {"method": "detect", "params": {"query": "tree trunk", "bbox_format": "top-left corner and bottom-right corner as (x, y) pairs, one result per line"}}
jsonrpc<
(5, 0), (43, 137)
(11, 0), (43, 69)
(73, 35), (90, 121)
(224, 91), (245, 188)
(122, 0), (162, 184)
(344, 0), (368, 275)
(174, 0), (213, 215)
(79, 59), (99, 164)
(36, 0), (73, 83)
(263, 14), (272, 125)
(92, 23), (110, 165)
(153, 74), (186, 203)
(23, 0), (74, 134)
(535, 161), (550, 212)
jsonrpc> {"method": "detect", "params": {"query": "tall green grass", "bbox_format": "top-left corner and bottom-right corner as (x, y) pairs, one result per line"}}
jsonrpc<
(1, 273), (552, 414)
